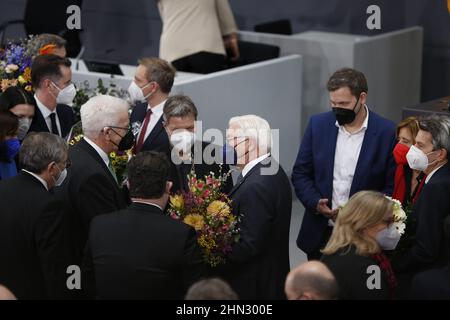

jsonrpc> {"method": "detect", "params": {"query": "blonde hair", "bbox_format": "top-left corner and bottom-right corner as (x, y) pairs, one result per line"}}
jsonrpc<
(396, 116), (419, 144)
(322, 191), (393, 257)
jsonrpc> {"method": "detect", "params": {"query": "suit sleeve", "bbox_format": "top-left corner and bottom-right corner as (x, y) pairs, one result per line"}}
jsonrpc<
(77, 174), (120, 230)
(291, 119), (322, 212)
(228, 182), (275, 263)
(215, 0), (238, 36)
(393, 182), (448, 273)
(34, 200), (66, 299)
(181, 228), (207, 292)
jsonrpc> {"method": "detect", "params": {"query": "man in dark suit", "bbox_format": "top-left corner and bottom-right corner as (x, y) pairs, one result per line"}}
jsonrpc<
(220, 115), (291, 300)
(0, 133), (69, 299)
(163, 95), (233, 194)
(82, 151), (206, 299)
(29, 54), (76, 139)
(62, 95), (132, 266)
(394, 116), (450, 277)
(129, 57), (175, 156)
(410, 215), (450, 299)
(292, 68), (396, 260)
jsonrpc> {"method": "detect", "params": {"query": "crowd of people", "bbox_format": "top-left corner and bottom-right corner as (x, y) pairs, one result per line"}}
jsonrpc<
(0, 30), (450, 300)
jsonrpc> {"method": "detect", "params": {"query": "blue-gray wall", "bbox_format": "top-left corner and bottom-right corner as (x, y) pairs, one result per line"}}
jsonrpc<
(1, 0), (449, 102)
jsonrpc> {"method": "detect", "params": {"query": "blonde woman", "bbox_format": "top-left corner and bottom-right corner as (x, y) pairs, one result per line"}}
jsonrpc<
(321, 191), (399, 300)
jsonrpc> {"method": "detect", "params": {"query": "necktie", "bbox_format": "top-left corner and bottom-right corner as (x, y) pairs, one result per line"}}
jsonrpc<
(236, 173), (244, 185)
(135, 108), (153, 153)
(108, 161), (118, 184)
(49, 113), (59, 136)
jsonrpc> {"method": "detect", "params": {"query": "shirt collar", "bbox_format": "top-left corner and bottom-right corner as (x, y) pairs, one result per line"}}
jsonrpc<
(22, 169), (49, 191)
(335, 104), (369, 134)
(84, 137), (110, 166)
(425, 163), (446, 184)
(132, 201), (163, 211)
(34, 94), (56, 118)
(242, 153), (271, 178)
(147, 99), (166, 117)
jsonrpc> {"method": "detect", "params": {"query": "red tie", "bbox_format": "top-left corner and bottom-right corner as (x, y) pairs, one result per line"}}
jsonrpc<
(135, 108), (152, 153)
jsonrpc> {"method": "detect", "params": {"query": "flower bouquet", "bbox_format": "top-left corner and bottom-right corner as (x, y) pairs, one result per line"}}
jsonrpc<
(0, 36), (34, 92)
(167, 170), (240, 267)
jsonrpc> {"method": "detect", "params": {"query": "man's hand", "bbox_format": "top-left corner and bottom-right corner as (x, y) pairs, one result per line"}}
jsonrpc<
(316, 199), (338, 220)
(223, 33), (240, 61)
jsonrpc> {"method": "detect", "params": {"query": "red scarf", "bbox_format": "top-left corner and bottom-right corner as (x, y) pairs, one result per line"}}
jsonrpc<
(371, 251), (397, 299)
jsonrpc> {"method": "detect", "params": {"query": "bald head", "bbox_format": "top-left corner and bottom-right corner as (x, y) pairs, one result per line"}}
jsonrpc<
(0, 285), (16, 300)
(285, 261), (338, 300)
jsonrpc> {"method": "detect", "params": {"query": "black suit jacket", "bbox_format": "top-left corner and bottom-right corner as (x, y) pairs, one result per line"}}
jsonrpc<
(221, 157), (291, 300)
(0, 172), (66, 299)
(169, 141), (233, 194)
(62, 139), (128, 265)
(29, 103), (75, 139)
(82, 202), (207, 299)
(130, 102), (170, 156)
(321, 246), (390, 300)
(411, 263), (450, 299)
(393, 163), (450, 274)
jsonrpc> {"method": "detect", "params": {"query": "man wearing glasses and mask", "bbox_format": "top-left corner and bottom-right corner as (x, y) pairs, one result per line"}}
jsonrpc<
(61, 95), (134, 274)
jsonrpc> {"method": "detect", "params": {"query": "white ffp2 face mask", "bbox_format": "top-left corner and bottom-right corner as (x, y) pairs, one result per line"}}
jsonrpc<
(128, 81), (152, 104)
(18, 117), (32, 140)
(406, 145), (438, 172)
(375, 224), (401, 250)
(53, 82), (76, 105)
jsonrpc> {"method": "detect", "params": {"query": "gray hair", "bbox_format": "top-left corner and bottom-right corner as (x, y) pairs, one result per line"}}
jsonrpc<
(81, 95), (130, 139)
(19, 132), (68, 174)
(418, 115), (450, 159)
(163, 95), (198, 123)
(228, 115), (272, 153)
(185, 278), (238, 300)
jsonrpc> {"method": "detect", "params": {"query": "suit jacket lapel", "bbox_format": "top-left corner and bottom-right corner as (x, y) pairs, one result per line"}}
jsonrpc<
(351, 110), (377, 195)
(78, 139), (119, 187)
(228, 158), (270, 197)
(32, 107), (50, 133)
(324, 124), (339, 199)
(143, 117), (164, 149)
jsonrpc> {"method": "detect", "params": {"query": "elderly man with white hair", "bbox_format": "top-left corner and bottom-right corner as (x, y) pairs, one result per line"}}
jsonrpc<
(221, 115), (292, 300)
(62, 95), (134, 269)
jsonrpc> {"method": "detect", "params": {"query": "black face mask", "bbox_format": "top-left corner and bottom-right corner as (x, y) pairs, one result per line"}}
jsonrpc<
(109, 127), (135, 151)
(332, 96), (361, 126)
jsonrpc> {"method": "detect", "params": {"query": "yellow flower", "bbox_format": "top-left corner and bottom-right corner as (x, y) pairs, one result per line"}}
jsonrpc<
(207, 200), (231, 217)
(184, 214), (204, 231)
(18, 76), (26, 84)
(1, 79), (18, 92)
(23, 67), (31, 82)
(24, 85), (33, 92)
(170, 195), (184, 210)
(198, 234), (217, 251)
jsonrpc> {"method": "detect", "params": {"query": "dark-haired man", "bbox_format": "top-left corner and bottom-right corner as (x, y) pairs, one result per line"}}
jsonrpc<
(292, 68), (396, 260)
(82, 151), (206, 299)
(29, 54), (75, 138)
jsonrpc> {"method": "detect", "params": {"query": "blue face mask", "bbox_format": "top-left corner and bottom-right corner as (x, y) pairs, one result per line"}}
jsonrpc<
(2, 138), (20, 160)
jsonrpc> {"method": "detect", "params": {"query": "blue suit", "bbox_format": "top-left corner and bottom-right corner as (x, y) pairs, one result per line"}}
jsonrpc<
(291, 109), (396, 255)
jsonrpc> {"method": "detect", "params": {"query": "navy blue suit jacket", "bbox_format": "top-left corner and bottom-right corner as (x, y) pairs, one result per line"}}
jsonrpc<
(292, 109), (396, 254)
(130, 102), (170, 156)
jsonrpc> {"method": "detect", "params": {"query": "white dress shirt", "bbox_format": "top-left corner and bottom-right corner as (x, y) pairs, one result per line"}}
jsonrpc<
(34, 94), (61, 137)
(242, 153), (271, 178)
(331, 105), (370, 214)
(425, 163), (447, 184)
(138, 100), (166, 143)
(22, 169), (49, 191)
(84, 137), (110, 168)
